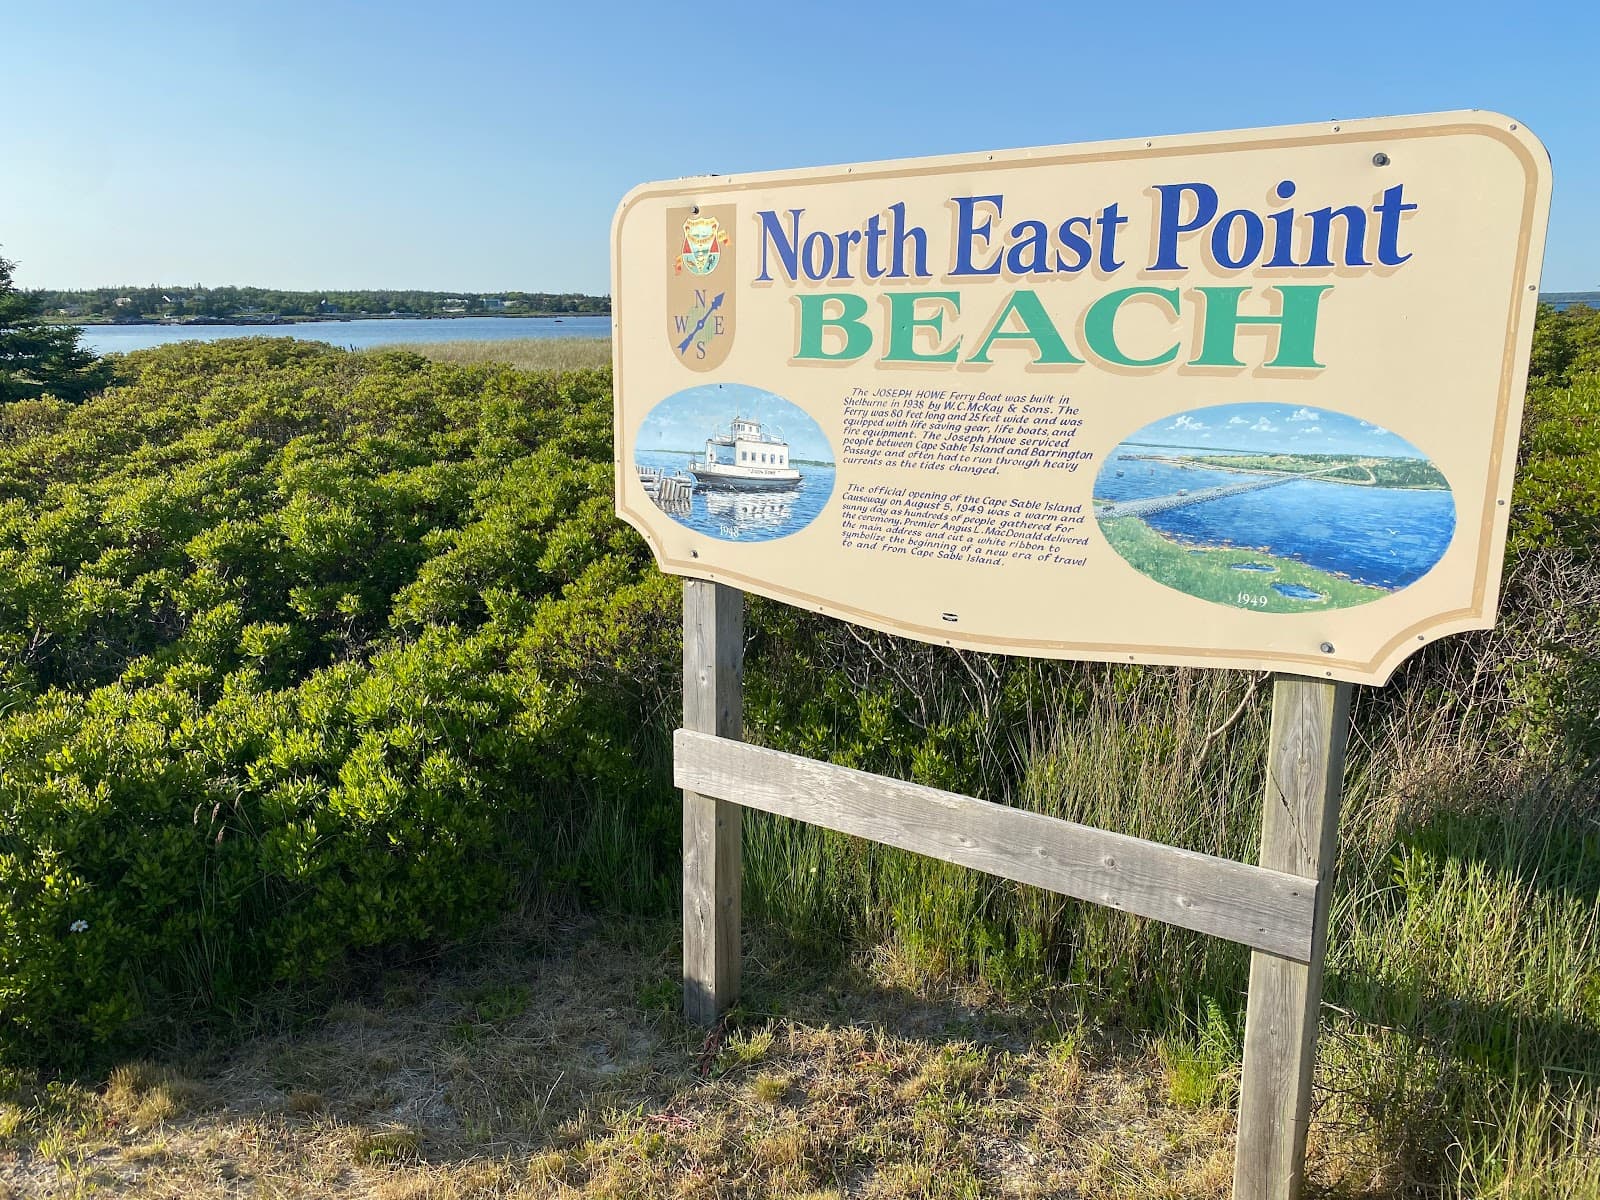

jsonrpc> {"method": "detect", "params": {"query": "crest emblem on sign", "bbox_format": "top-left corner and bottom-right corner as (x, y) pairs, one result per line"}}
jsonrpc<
(675, 213), (729, 275)
(667, 205), (735, 371)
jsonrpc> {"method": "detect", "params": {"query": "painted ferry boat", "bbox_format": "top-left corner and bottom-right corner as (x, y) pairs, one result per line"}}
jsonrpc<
(689, 415), (802, 490)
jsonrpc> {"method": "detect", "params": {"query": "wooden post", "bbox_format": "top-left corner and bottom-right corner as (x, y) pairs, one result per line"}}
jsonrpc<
(1234, 675), (1353, 1200)
(681, 579), (744, 1025)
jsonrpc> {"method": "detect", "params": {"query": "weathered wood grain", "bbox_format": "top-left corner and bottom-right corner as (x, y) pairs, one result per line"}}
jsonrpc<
(1233, 675), (1353, 1200)
(681, 580), (743, 1026)
(673, 729), (1321, 961)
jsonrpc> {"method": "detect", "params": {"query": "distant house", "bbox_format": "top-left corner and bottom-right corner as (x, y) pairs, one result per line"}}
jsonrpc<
(113, 297), (134, 308)
(480, 297), (508, 310)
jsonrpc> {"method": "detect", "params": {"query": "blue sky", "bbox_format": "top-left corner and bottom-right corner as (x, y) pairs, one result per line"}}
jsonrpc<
(1127, 403), (1428, 458)
(636, 384), (833, 462)
(2, 2), (1595, 294)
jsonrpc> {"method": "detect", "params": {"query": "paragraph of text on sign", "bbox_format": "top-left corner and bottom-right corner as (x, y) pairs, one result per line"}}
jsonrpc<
(841, 388), (1094, 475)
(841, 484), (1090, 568)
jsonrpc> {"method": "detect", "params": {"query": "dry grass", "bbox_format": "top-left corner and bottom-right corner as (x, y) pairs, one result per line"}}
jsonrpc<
(377, 338), (611, 372)
(6, 909), (1594, 1196)
(0, 916), (1257, 1199)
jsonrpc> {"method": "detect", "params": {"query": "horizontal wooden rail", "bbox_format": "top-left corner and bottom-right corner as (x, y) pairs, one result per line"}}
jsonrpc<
(674, 729), (1319, 962)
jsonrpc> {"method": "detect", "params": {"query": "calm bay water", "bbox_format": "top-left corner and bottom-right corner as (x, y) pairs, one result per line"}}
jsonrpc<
(1545, 293), (1600, 312)
(634, 450), (836, 543)
(75, 315), (612, 354)
(65, 295), (1597, 353)
(1094, 447), (1456, 590)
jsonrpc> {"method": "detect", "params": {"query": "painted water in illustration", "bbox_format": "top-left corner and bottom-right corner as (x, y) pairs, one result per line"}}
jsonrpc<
(1093, 403), (1455, 612)
(635, 382), (835, 542)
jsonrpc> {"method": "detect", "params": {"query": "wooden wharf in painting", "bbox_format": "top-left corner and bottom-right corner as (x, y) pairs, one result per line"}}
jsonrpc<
(637, 465), (692, 510)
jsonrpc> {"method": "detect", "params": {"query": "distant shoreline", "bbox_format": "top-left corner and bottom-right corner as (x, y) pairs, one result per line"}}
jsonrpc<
(1126, 450), (1448, 490)
(54, 312), (607, 328)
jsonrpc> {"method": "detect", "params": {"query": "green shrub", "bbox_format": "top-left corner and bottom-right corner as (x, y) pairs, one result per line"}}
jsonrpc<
(0, 340), (677, 1064)
(1528, 302), (1600, 387)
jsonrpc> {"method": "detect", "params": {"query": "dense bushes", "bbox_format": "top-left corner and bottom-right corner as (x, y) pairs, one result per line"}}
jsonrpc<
(1529, 301), (1600, 388)
(0, 340), (680, 1063)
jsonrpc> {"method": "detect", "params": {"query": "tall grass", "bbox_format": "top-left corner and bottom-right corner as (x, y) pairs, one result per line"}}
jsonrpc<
(378, 336), (611, 372)
(734, 524), (1600, 1191)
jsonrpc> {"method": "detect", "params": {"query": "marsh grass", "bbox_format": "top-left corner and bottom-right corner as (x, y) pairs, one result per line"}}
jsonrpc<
(378, 337), (611, 372)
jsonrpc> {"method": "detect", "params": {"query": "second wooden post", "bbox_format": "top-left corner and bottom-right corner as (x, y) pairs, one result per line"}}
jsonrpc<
(1234, 674), (1354, 1200)
(681, 579), (744, 1025)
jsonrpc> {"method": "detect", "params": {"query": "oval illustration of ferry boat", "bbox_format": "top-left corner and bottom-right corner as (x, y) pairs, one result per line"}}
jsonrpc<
(634, 382), (835, 543)
(1093, 403), (1455, 613)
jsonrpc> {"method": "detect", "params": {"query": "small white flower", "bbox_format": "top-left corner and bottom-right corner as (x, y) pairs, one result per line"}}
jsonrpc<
(69, 920), (88, 934)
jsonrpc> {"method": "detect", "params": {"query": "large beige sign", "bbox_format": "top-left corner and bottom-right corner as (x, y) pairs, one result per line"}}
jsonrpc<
(612, 112), (1551, 684)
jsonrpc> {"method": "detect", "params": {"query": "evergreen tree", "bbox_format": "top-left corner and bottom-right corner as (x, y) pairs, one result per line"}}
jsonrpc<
(0, 253), (112, 403)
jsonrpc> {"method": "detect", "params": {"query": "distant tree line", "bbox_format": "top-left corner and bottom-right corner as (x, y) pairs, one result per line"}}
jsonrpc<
(27, 285), (611, 322)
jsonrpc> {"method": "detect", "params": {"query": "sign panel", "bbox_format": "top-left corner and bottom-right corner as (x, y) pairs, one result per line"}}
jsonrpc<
(612, 112), (1551, 684)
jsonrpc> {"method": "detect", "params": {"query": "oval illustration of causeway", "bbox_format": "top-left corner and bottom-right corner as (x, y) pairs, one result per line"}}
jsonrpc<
(1093, 403), (1455, 612)
(634, 382), (835, 543)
